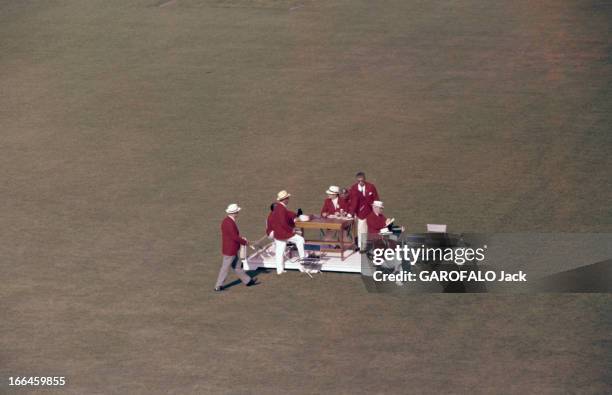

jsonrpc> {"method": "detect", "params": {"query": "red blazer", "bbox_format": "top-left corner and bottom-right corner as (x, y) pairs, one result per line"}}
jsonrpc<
(321, 198), (339, 216)
(321, 197), (352, 216)
(366, 211), (387, 234)
(221, 216), (247, 256)
(267, 203), (296, 235)
(349, 182), (380, 219)
(339, 196), (351, 212)
(269, 203), (297, 240)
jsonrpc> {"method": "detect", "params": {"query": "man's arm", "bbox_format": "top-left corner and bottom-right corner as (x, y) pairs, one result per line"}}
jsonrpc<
(287, 210), (297, 227)
(321, 200), (330, 216)
(224, 220), (248, 245)
(372, 185), (380, 201)
(349, 187), (360, 214)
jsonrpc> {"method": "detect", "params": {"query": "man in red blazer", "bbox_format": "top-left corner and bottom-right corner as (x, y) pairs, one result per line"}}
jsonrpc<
(270, 190), (305, 274)
(321, 185), (352, 241)
(366, 200), (393, 234)
(321, 185), (352, 217)
(214, 203), (258, 291)
(349, 172), (380, 250)
(339, 188), (351, 214)
(267, 202), (299, 237)
(320, 185), (342, 217)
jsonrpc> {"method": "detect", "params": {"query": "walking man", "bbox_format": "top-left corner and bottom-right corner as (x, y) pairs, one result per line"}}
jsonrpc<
(269, 190), (305, 274)
(214, 203), (258, 292)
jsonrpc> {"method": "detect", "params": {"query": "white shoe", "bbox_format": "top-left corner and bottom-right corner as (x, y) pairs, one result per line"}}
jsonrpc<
(277, 270), (287, 275)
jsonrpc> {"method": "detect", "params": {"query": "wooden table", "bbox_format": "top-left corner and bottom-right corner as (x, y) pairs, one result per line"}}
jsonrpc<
(294, 217), (356, 261)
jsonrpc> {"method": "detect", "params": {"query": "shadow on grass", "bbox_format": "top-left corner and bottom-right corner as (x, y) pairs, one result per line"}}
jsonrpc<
(222, 267), (270, 290)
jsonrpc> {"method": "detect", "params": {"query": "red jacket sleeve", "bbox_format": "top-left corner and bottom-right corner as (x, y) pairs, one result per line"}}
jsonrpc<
(223, 219), (247, 245)
(371, 185), (379, 201)
(321, 199), (336, 215)
(339, 197), (351, 212)
(349, 186), (360, 215)
(288, 210), (297, 227)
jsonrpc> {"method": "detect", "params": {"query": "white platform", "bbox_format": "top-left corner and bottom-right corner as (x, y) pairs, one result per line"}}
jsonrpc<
(242, 241), (362, 273)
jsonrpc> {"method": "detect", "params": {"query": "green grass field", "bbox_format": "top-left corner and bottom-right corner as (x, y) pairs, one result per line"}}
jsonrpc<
(1, 0), (611, 393)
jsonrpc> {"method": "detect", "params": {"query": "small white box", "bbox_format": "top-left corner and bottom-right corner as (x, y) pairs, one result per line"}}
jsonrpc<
(427, 224), (447, 233)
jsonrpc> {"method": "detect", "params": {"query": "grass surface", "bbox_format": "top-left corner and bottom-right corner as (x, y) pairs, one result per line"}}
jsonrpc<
(1, 0), (611, 393)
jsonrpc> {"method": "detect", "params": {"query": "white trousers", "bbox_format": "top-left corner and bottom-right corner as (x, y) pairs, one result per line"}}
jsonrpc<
(357, 218), (368, 249)
(274, 234), (305, 274)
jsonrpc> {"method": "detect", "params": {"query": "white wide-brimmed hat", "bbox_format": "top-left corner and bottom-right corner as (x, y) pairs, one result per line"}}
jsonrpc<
(325, 185), (340, 195)
(276, 190), (291, 201)
(225, 203), (241, 214)
(372, 200), (384, 208)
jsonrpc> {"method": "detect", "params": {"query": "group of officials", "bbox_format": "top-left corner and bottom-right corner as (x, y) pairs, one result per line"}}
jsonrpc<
(214, 172), (396, 292)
